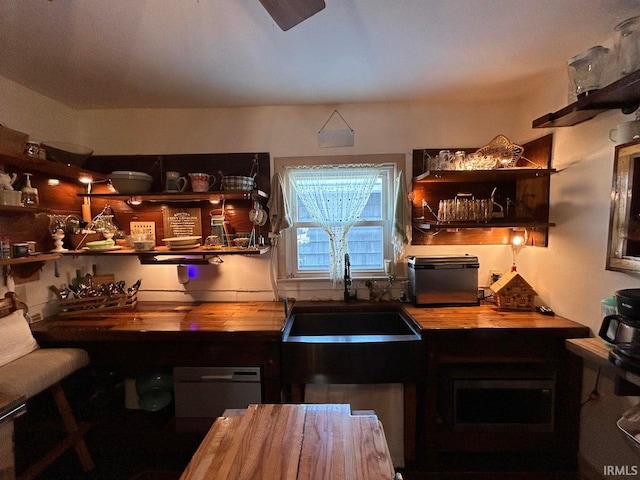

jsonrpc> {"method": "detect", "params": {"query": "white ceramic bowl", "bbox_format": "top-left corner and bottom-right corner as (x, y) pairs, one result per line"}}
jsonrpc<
(233, 237), (250, 247)
(162, 236), (201, 248)
(109, 171), (153, 194)
(133, 240), (155, 252)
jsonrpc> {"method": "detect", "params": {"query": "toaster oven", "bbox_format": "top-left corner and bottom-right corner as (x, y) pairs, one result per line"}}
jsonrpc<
(407, 255), (479, 306)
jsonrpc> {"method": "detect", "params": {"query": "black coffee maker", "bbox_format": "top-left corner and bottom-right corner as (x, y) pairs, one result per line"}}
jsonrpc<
(602, 289), (640, 374)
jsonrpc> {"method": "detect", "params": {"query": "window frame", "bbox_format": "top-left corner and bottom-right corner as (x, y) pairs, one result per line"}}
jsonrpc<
(279, 159), (399, 280)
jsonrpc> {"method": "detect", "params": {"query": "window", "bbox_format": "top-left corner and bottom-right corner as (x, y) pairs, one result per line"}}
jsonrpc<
(283, 163), (396, 279)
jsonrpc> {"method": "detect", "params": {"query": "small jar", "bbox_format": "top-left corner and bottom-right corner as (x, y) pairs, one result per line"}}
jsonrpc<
(11, 243), (29, 258)
(24, 142), (40, 157)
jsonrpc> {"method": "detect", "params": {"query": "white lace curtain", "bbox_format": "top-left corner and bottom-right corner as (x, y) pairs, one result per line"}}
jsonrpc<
(286, 164), (382, 282)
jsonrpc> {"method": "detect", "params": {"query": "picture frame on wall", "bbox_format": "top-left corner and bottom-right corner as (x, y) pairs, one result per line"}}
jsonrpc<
(607, 140), (640, 272)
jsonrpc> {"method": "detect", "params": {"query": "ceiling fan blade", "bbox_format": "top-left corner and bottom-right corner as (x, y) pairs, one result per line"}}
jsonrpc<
(258, 0), (326, 31)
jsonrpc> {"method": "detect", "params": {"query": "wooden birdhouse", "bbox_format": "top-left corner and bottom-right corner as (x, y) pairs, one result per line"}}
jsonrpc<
(489, 269), (537, 311)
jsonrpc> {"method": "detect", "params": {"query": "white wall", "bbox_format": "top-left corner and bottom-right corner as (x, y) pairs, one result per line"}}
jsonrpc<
(72, 98), (523, 304)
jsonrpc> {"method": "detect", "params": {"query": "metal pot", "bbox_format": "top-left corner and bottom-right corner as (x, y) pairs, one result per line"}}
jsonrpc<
(616, 289), (640, 319)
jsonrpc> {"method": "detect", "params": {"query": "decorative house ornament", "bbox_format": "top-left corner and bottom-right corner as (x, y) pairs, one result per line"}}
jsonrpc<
(317, 109), (354, 148)
(489, 270), (537, 311)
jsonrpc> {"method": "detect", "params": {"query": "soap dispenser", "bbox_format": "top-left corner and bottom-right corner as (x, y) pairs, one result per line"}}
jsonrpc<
(21, 173), (39, 206)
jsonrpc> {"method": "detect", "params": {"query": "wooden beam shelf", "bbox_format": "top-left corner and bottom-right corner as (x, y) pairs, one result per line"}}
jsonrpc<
(533, 69), (640, 128)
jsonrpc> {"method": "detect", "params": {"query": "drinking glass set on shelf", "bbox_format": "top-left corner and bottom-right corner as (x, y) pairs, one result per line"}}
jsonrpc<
(437, 195), (497, 223)
(567, 15), (640, 101)
(427, 150), (502, 171)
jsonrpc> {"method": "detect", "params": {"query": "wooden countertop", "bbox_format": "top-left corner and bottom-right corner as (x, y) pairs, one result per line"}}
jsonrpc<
(179, 404), (395, 480)
(30, 300), (589, 342)
(403, 303), (588, 334)
(30, 301), (287, 341)
(566, 337), (640, 387)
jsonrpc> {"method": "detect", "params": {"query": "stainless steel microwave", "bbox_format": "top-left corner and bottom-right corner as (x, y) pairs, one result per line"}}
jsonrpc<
(438, 365), (556, 432)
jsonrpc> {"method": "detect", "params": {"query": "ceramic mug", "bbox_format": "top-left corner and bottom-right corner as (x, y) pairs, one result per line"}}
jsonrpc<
(610, 120), (640, 144)
(165, 171), (187, 192)
(189, 173), (216, 192)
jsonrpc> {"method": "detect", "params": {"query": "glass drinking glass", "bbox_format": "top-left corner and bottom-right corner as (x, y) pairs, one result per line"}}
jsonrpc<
(615, 16), (640, 77)
(567, 46), (609, 97)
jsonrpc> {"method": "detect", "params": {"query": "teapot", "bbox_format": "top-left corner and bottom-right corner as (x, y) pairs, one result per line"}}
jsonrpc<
(0, 172), (17, 191)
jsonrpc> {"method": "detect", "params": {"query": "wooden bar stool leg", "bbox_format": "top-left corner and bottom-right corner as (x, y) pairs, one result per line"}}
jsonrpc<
(17, 382), (95, 480)
(49, 382), (95, 474)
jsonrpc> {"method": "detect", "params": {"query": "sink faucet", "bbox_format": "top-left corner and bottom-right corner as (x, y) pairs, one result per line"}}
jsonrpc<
(344, 253), (352, 303)
(280, 296), (295, 317)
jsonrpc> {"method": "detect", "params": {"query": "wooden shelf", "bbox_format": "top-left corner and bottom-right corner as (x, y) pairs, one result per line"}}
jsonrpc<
(533, 69), (640, 128)
(80, 190), (268, 202)
(413, 221), (555, 231)
(0, 253), (61, 266)
(414, 168), (556, 183)
(61, 246), (270, 263)
(0, 149), (107, 182)
(0, 205), (78, 215)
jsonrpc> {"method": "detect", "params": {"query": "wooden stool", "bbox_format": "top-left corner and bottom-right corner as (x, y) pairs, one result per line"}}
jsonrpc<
(0, 292), (95, 480)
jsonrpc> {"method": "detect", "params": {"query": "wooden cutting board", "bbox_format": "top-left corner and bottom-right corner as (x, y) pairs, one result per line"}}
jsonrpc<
(179, 404), (395, 480)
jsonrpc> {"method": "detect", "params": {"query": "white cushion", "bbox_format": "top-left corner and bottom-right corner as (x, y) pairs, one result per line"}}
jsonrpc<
(0, 348), (89, 399)
(0, 309), (38, 367)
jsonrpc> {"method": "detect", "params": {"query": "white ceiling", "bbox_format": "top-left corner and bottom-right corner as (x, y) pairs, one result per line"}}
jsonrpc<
(1, 0), (639, 110)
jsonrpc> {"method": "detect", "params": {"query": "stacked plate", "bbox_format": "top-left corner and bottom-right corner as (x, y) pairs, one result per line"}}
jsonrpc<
(84, 239), (120, 251)
(162, 236), (201, 250)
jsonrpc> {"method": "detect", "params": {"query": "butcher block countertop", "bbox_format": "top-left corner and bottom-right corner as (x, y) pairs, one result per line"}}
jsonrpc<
(179, 403), (395, 480)
(30, 300), (589, 340)
(402, 303), (589, 335)
(30, 301), (288, 341)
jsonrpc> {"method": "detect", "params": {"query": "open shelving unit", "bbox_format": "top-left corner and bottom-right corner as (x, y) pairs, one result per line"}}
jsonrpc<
(411, 135), (555, 246)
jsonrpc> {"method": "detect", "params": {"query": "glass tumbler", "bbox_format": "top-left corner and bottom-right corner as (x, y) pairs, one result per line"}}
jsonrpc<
(567, 46), (609, 98)
(615, 16), (640, 77)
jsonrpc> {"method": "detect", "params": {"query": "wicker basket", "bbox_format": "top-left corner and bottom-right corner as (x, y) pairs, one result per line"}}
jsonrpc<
(58, 292), (137, 317)
(0, 124), (28, 155)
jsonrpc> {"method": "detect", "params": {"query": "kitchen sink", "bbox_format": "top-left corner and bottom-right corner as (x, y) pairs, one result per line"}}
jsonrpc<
(281, 304), (424, 384)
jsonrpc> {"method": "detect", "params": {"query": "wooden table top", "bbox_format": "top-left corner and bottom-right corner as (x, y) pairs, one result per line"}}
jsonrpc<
(179, 404), (395, 480)
(30, 300), (589, 341)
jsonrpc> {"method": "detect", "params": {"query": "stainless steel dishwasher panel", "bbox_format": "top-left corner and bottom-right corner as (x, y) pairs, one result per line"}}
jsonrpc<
(173, 366), (262, 419)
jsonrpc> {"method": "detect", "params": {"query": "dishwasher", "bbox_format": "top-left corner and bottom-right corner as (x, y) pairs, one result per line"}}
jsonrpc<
(173, 366), (262, 429)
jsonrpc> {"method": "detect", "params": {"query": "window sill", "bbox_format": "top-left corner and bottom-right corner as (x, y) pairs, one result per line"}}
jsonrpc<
(277, 275), (407, 283)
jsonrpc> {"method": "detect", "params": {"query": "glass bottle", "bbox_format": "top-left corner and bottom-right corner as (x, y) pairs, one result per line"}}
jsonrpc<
(21, 173), (39, 206)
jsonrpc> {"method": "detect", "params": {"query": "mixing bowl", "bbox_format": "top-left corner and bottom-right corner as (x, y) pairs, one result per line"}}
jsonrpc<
(109, 171), (153, 194)
(41, 141), (93, 167)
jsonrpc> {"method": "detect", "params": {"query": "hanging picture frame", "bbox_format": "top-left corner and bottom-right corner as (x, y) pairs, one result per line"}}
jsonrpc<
(317, 110), (354, 148)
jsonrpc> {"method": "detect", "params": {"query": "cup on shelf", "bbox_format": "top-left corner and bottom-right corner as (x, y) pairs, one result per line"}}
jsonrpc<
(165, 171), (187, 192)
(189, 173), (216, 192)
(567, 45), (609, 99)
(610, 120), (640, 144)
(615, 16), (640, 78)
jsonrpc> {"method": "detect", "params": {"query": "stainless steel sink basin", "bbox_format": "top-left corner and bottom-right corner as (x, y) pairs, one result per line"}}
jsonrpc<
(282, 305), (424, 384)
(284, 311), (420, 342)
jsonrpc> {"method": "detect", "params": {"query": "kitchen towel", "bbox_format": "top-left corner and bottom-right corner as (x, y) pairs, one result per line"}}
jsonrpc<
(392, 171), (411, 264)
(266, 172), (292, 236)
